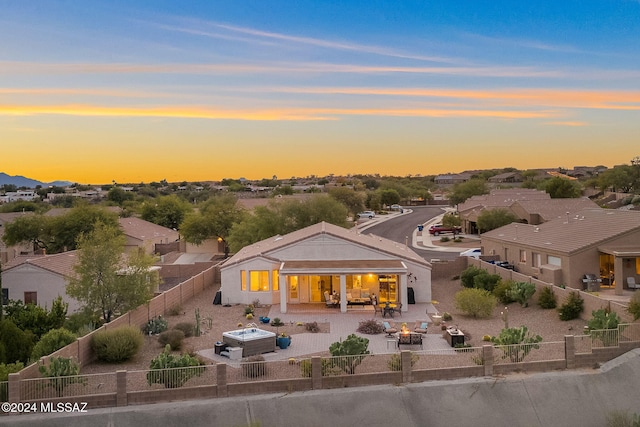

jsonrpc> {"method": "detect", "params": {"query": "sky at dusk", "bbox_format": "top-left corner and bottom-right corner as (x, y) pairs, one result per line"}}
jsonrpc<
(1, 1), (639, 184)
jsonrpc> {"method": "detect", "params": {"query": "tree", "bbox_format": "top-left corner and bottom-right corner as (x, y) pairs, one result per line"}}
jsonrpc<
(0, 319), (35, 364)
(1, 204), (119, 254)
(67, 222), (159, 323)
(476, 208), (518, 233)
(328, 187), (366, 216)
(180, 194), (245, 247)
(141, 195), (193, 230)
(107, 187), (134, 205)
(378, 188), (401, 207)
(543, 177), (582, 198)
(449, 179), (489, 205)
(227, 195), (349, 252)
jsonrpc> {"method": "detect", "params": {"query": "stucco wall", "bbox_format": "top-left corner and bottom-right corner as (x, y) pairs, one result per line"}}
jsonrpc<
(4, 264), (81, 312)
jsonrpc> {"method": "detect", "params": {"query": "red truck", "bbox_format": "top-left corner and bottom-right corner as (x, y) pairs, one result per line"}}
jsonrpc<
(428, 224), (462, 236)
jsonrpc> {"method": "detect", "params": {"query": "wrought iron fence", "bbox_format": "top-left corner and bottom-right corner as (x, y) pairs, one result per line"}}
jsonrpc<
(19, 372), (116, 400)
(226, 358), (305, 383)
(413, 347), (484, 369)
(1, 381), (8, 402)
(493, 341), (565, 364)
(128, 365), (214, 391)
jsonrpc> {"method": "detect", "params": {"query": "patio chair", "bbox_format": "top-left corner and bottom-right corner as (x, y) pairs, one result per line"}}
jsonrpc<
(324, 291), (338, 308)
(414, 320), (428, 334)
(627, 277), (640, 290)
(395, 302), (402, 317)
(373, 305), (382, 317)
(382, 321), (398, 337)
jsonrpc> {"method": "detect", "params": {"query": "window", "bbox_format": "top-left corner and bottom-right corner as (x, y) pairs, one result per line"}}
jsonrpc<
(547, 256), (561, 266)
(250, 271), (269, 292)
(272, 270), (279, 291)
(241, 270), (246, 291)
(1, 288), (8, 305)
(532, 253), (541, 268)
(519, 250), (527, 263)
(24, 291), (37, 305)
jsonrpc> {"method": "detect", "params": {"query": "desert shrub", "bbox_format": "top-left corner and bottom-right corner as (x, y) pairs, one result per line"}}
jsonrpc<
(174, 322), (195, 338)
(0, 319), (35, 364)
(507, 282), (536, 307)
(494, 281), (516, 305)
(244, 305), (254, 315)
(440, 236), (450, 242)
(92, 326), (144, 363)
(159, 329), (185, 350)
(442, 312), (453, 321)
(387, 353), (419, 371)
(305, 321), (320, 333)
(143, 316), (168, 335)
(460, 266), (484, 288)
(242, 355), (267, 378)
(491, 326), (542, 363)
(300, 358), (337, 377)
(167, 305), (183, 316)
(0, 362), (24, 401)
(146, 345), (205, 388)
(270, 317), (284, 327)
(473, 271), (502, 292)
(538, 286), (558, 309)
(606, 410), (640, 427)
(356, 319), (384, 335)
(558, 291), (584, 321)
(628, 291), (640, 321)
(454, 288), (497, 318)
(31, 328), (77, 360)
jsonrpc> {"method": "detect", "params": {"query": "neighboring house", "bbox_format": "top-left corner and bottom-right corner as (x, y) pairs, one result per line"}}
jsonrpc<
(457, 189), (550, 234)
(487, 172), (523, 184)
(118, 217), (180, 254)
(220, 221), (432, 313)
(434, 173), (472, 185)
(510, 198), (600, 225)
(481, 209), (640, 295)
(2, 251), (81, 312)
(0, 190), (38, 203)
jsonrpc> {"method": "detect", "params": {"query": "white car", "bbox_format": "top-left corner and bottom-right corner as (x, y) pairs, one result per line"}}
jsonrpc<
(460, 248), (481, 259)
(357, 211), (376, 219)
(390, 204), (403, 212)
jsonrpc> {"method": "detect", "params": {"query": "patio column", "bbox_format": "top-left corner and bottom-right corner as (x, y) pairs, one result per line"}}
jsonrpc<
(340, 274), (347, 313)
(614, 256), (624, 296)
(399, 274), (407, 312)
(280, 273), (287, 313)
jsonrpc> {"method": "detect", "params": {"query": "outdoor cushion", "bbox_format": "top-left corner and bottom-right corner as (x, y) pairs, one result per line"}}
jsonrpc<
(383, 321), (391, 329)
(421, 322), (428, 329)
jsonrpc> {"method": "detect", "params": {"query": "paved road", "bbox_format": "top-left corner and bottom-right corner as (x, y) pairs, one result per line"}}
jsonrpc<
(360, 205), (460, 261)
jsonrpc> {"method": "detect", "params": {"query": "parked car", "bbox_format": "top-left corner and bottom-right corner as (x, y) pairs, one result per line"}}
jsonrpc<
(428, 224), (462, 236)
(389, 204), (404, 213)
(357, 211), (376, 219)
(459, 248), (481, 259)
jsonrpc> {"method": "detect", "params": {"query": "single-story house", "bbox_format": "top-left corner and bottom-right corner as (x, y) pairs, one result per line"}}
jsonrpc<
(481, 209), (640, 295)
(1, 251), (82, 312)
(220, 222), (432, 313)
(118, 217), (180, 254)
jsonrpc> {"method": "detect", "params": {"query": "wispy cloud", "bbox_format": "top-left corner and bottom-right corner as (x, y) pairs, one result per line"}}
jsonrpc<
(546, 121), (588, 127)
(0, 103), (558, 121)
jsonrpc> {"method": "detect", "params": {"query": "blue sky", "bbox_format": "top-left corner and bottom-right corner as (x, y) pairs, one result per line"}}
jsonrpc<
(1, 1), (639, 184)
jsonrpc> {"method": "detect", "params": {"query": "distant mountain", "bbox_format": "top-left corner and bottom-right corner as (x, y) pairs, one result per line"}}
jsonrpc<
(0, 172), (72, 188)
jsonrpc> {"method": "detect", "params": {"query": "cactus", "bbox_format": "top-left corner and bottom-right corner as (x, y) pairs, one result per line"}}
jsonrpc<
(38, 357), (86, 397)
(491, 326), (542, 363)
(194, 308), (201, 337)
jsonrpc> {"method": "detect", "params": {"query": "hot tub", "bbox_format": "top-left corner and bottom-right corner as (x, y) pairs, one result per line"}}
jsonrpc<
(222, 327), (276, 357)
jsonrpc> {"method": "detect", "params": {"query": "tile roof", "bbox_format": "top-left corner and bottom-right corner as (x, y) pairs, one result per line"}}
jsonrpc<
(222, 221), (430, 268)
(118, 217), (179, 241)
(512, 198), (600, 222)
(458, 189), (549, 212)
(3, 251), (79, 277)
(481, 209), (640, 254)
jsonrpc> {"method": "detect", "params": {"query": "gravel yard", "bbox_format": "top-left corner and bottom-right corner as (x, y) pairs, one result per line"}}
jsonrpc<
(81, 276), (588, 374)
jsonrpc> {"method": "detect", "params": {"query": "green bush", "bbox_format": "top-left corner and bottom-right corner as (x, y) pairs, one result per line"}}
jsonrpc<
(538, 286), (557, 309)
(146, 345), (204, 388)
(454, 288), (497, 318)
(92, 326), (144, 363)
(507, 282), (536, 307)
(0, 319), (35, 364)
(174, 322), (195, 338)
(460, 266), (484, 288)
(0, 362), (24, 401)
(158, 329), (185, 350)
(31, 328), (77, 360)
(63, 309), (103, 335)
(628, 291), (640, 321)
(442, 312), (453, 321)
(494, 281), (516, 305)
(473, 271), (502, 292)
(305, 321), (320, 333)
(588, 309), (621, 347)
(143, 316), (168, 335)
(440, 236), (450, 242)
(558, 291), (584, 321)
